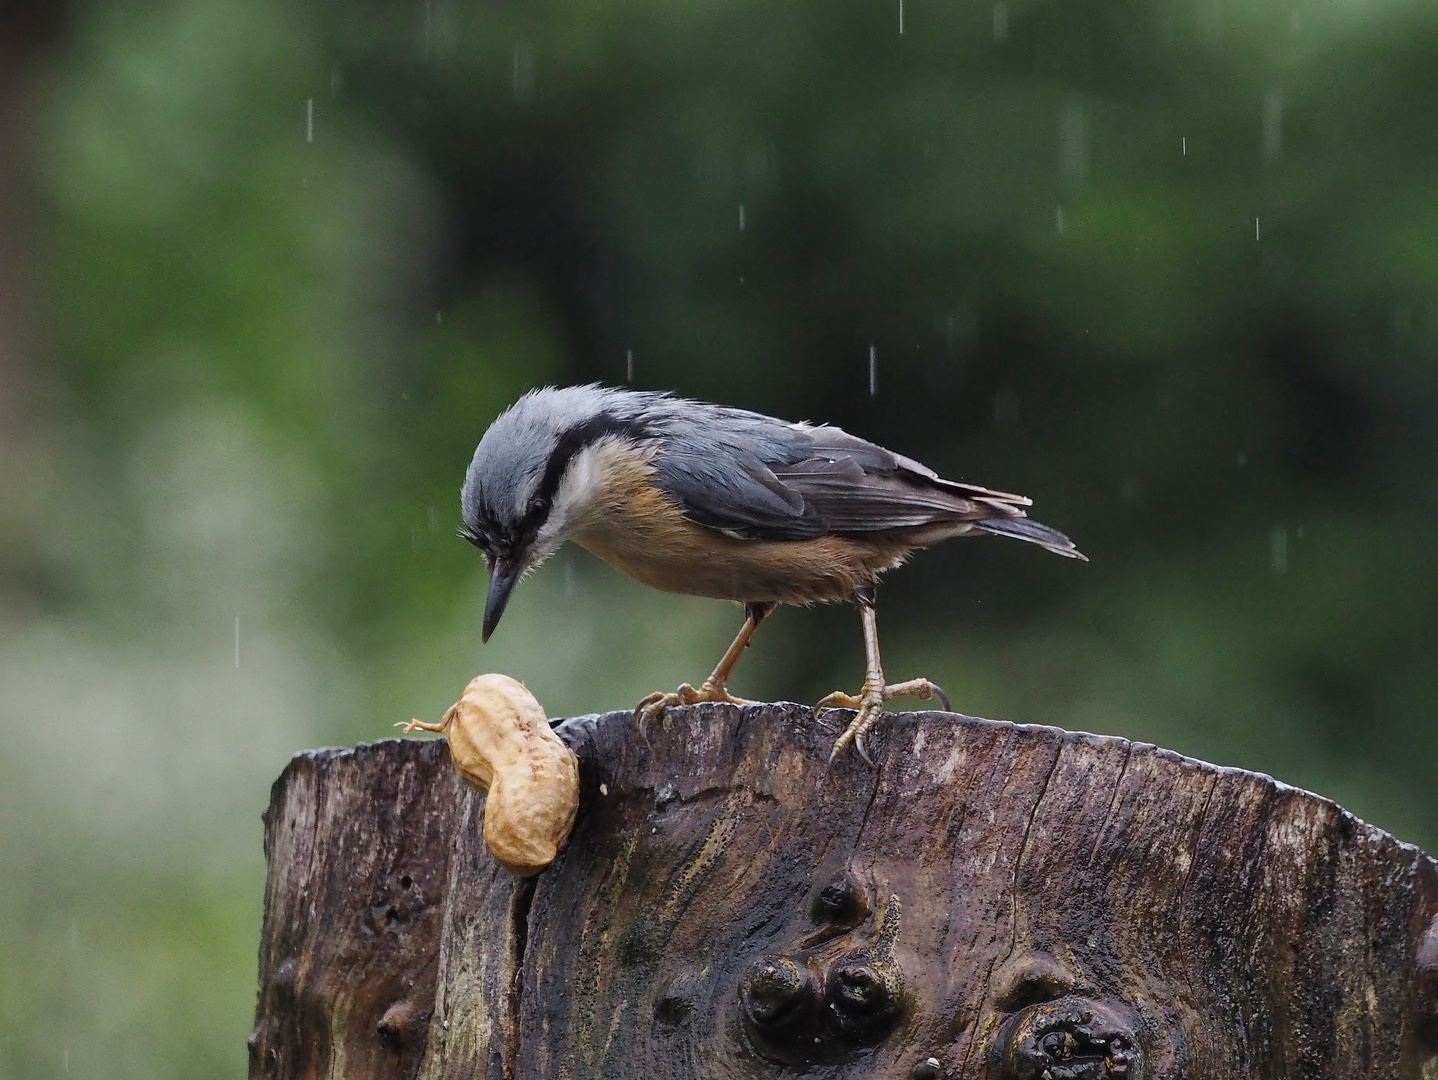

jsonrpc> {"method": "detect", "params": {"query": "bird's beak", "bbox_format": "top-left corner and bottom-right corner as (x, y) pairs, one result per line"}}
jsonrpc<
(482, 557), (520, 643)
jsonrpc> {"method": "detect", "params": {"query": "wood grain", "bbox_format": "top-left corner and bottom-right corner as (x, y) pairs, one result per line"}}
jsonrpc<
(251, 704), (1438, 1079)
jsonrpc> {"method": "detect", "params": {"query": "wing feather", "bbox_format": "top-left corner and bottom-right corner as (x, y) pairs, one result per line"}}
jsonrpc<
(649, 411), (1029, 540)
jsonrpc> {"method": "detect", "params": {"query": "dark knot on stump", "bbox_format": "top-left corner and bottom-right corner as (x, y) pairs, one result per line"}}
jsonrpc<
(825, 957), (902, 1036)
(998, 998), (1143, 1080)
(738, 889), (906, 1063)
(823, 894), (905, 1040)
(740, 956), (815, 1032)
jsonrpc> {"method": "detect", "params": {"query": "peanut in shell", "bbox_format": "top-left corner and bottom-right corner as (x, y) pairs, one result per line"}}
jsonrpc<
(403, 674), (579, 877)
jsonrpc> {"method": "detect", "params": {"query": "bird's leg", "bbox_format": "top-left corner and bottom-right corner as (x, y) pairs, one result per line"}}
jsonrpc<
(817, 587), (950, 765)
(635, 602), (776, 725)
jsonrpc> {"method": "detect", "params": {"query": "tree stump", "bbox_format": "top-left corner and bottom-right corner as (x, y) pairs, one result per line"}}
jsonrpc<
(249, 704), (1438, 1079)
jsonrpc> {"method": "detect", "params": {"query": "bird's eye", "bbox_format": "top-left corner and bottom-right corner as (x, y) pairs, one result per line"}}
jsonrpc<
(531, 495), (551, 516)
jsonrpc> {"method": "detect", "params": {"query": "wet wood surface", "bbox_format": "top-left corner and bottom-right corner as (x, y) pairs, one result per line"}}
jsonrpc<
(250, 703), (1438, 1079)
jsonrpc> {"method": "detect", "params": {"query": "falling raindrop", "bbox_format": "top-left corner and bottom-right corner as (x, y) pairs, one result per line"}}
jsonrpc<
(1262, 88), (1284, 161)
(1270, 527), (1288, 574)
(1058, 98), (1087, 182)
(938, 308), (977, 357)
(1055, 206), (1066, 234)
(1255, 216), (1261, 242)
(898, 0), (905, 34)
(234, 617), (240, 668)
(422, 0), (456, 57)
(626, 348), (634, 382)
(1198, 2), (1224, 40)
(329, 63), (343, 96)
(1182, 136), (1187, 156)
(869, 346), (878, 396)
(738, 203), (746, 231)
(1289, 9), (1301, 34)
(992, 2), (1008, 41)
(305, 98), (314, 143)
(512, 45), (536, 102)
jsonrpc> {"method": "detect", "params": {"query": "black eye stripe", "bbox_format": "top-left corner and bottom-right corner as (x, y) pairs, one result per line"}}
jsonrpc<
(516, 414), (654, 539)
(461, 412), (654, 556)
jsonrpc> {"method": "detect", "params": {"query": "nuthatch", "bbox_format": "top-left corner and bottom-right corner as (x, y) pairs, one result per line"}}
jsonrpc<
(461, 385), (1085, 762)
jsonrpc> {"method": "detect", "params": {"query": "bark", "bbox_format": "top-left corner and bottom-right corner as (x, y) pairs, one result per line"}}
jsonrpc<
(250, 704), (1438, 1079)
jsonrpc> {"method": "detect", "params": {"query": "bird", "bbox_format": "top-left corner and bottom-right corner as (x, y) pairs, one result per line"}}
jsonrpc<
(459, 384), (1085, 763)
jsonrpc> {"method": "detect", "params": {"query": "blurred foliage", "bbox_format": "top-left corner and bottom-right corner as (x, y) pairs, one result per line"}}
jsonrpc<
(2, 0), (1437, 1073)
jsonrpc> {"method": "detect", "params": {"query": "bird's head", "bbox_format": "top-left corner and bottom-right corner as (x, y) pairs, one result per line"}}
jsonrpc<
(460, 386), (659, 642)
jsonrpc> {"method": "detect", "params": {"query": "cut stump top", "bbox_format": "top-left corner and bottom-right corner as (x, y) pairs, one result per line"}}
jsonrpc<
(251, 704), (1438, 1079)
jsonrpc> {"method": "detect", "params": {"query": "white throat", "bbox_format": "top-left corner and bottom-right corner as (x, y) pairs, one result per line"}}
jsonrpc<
(526, 437), (649, 568)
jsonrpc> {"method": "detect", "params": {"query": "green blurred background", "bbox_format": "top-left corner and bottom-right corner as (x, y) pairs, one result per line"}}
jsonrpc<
(2, 0), (1436, 1073)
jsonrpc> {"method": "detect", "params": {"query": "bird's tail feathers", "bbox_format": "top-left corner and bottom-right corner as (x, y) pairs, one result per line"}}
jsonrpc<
(974, 516), (1087, 560)
(935, 479), (1033, 507)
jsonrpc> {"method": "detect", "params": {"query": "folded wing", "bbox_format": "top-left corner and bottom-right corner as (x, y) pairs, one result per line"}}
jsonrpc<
(649, 410), (1081, 558)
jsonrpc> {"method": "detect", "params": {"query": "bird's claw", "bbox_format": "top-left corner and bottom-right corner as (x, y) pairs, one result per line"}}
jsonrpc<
(824, 687), (884, 766)
(830, 724), (876, 767)
(886, 677), (950, 713)
(818, 677), (950, 765)
(634, 681), (757, 732)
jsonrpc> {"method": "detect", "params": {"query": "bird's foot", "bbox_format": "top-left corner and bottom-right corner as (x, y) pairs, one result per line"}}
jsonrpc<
(634, 680), (757, 730)
(817, 678), (950, 765)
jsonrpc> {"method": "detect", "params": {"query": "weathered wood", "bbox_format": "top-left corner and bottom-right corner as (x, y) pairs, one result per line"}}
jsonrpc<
(250, 704), (1438, 1079)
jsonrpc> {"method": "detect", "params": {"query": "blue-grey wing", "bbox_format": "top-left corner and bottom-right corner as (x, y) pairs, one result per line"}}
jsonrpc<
(649, 411), (1030, 540)
(647, 411), (828, 539)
